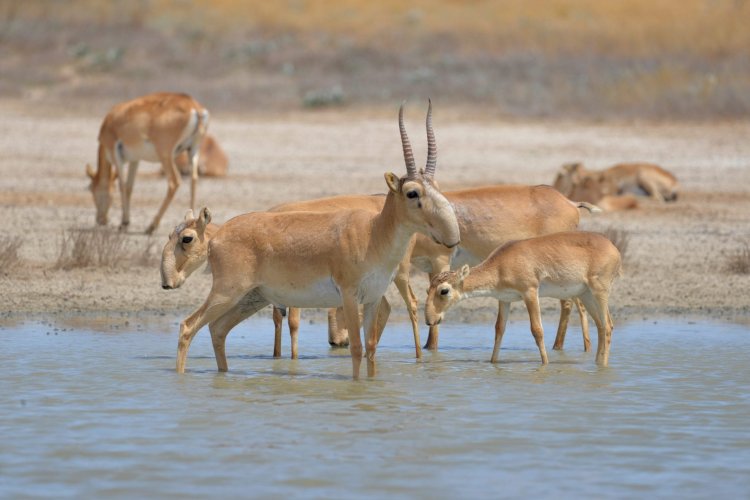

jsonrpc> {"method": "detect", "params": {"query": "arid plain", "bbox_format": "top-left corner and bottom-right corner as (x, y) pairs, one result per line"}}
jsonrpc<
(1, 100), (748, 328)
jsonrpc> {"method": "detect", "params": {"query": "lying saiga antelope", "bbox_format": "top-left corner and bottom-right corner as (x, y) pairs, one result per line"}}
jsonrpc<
(86, 92), (209, 234)
(174, 102), (460, 378)
(425, 232), (622, 366)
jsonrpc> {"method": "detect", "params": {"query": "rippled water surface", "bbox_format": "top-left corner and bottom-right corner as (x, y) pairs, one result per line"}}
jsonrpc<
(2, 317), (749, 498)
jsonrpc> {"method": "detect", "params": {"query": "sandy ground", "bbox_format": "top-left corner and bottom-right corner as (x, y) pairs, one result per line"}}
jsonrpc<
(0, 100), (749, 330)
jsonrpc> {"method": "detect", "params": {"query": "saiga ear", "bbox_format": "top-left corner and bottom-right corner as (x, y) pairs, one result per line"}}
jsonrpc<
(86, 164), (95, 179)
(184, 209), (195, 222)
(384, 172), (400, 193)
(459, 264), (471, 281)
(197, 207), (212, 234)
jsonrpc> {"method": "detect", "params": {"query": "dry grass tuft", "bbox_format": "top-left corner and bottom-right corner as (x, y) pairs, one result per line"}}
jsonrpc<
(55, 228), (128, 270)
(600, 226), (631, 261)
(54, 228), (159, 270)
(0, 236), (24, 270)
(725, 243), (750, 275)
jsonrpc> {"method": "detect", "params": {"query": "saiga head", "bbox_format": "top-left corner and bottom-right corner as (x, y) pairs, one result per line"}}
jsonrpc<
(384, 100), (460, 248)
(86, 162), (115, 226)
(161, 207), (216, 289)
(425, 264), (470, 326)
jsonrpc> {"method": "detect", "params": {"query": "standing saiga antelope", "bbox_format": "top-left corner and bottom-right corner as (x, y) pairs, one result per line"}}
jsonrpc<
(174, 101), (460, 378)
(86, 92), (209, 234)
(426, 231), (622, 366)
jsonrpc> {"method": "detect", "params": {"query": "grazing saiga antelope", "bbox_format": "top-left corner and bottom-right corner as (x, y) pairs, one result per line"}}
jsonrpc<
(86, 92), (209, 234)
(425, 231), (622, 366)
(174, 101), (460, 378)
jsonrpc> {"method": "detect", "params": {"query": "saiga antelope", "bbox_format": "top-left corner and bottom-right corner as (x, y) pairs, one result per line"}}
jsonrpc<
(174, 101), (460, 378)
(425, 231), (622, 366)
(86, 92), (209, 234)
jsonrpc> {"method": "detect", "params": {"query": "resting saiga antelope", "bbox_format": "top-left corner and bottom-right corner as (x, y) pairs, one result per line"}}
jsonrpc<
(86, 92), (209, 234)
(175, 102), (460, 378)
(425, 231), (622, 366)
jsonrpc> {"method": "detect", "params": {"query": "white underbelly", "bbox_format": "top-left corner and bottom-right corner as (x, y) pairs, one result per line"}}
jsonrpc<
(113, 140), (160, 164)
(259, 278), (342, 309)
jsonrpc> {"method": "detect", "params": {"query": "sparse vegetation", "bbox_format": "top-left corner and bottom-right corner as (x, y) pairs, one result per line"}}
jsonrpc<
(54, 228), (158, 270)
(601, 226), (631, 261)
(725, 243), (750, 275)
(0, 236), (24, 270)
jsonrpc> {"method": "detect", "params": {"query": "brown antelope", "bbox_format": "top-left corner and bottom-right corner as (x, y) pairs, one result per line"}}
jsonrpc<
(425, 231), (622, 366)
(554, 161), (678, 208)
(86, 92), (209, 234)
(174, 133), (228, 177)
(174, 101), (460, 378)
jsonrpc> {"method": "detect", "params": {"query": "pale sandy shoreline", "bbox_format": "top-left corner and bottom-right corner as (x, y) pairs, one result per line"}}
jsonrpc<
(1, 101), (749, 331)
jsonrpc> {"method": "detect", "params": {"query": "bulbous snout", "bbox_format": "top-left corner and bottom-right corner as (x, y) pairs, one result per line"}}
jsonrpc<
(430, 198), (461, 248)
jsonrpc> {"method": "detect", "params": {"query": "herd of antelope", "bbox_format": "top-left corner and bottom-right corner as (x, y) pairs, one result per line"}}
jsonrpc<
(86, 92), (679, 379)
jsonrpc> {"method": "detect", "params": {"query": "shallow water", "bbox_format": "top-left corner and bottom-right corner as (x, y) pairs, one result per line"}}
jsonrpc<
(1, 317), (749, 499)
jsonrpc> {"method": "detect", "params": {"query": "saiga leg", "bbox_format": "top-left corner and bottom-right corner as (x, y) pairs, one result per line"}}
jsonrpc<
(491, 301), (510, 363)
(272, 306), (283, 358)
(523, 289), (549, 365)
(341, 292), (363, 379)
(575, 298), (591, 352)
(288, 307), (300, 360)
(147, 152), (181, 235)
(394, 263), (421, 358)
(552, 299), (573, 350)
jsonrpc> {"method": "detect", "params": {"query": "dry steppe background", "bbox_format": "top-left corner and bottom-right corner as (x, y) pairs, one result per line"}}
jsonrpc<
(0, 0), (748, 328)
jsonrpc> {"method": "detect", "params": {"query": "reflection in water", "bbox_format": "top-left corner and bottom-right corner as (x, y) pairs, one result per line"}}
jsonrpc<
(1, 318), (749, 498)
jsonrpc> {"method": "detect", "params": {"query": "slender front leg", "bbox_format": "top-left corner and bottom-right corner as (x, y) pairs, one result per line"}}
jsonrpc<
(288, 307), (300, 360)
(523, 290), (549, 365)
(272, 307), (283, 358)
(177, 295), (235, 373)
(148, 153), (181, 235)
(341, 292), (363, 380)
(553, 299), (573, 350)
(575, 298), (591, 352)
(491, 301), (510, 363)
(394, 267), (421, 358)
(209, 303), (253, 372)
(374, 297), (391, 344)
(362, 299), (383, 378)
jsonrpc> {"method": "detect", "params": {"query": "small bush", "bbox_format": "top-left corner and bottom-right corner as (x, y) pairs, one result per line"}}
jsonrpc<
(725, 243), (750, 275)
(55, 228), (128, 269)
(0, 236), (23, 270)
(302, 84), (345, 108)
(600, 226), (630, 261)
